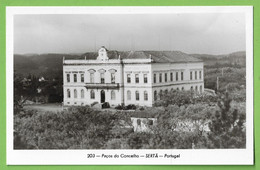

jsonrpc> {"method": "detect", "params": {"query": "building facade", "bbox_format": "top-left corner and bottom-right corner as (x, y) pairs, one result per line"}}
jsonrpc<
(63, 47), (204, 107)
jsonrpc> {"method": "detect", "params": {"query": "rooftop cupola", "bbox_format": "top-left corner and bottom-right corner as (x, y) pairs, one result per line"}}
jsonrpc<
(97, 46), (109, 61)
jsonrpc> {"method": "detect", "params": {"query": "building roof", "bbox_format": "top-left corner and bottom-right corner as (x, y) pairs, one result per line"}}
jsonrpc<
(81, 50), (202, 63)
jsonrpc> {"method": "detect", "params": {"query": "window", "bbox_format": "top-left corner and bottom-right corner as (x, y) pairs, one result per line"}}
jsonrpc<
(154, 91), (157, 101)
(159, 90), (163, 98)
(90, 90), (95, 99)
(90, 73), (94, 83)
(159, 73), (162, 83)
(195, 71), (197, 80)
(191, 86), (193, 91)
(74, 89), (77, 98)
(195, 86), (198, 92)
(200, 85), (202, 93)
(81, 74), (84, 83)
(111, 73), (115, 84)
(100, 73), (105, 83)
(127, 90), (131, 100)
(127, 74), (131, 83)
(190, 71), (193, 80)
(182, 87), (184, 91)
(74, 74), (77, 82)
(170, 72), (173, 81)
(154, 74), (156, 83)
(67, 89), (71, 98)
(137, 119), (141, 126)
(67, 74), (70, 82)
(135, 91), (139, 101)
(165, 73), (167, 82)
(144, 91), (148, 101)
(148, 119), (153, 125)
(181, 72), (183, 81)
(135, 74), (139, 83)
(177, 87), (179, 91)
(81, 89), (84, 98)
(176, 72), (178, 81)
(199, 71), (202, 79)
(111, 90), (116, 100)
(144, 74), (148, 83)
(165, 89), (168, 94)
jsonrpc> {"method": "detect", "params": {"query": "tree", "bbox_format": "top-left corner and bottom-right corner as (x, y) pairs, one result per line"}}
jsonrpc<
(14, 106), (122, 149)
(14, 73), (39, 114)
(208, 92), (246, 148)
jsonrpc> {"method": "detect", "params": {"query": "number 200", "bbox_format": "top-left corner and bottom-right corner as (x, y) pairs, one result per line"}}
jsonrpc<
(87, 154), (95, 158)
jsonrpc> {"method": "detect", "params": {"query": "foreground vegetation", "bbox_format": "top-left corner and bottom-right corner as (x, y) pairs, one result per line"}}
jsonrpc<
(14, 91), (246, 149)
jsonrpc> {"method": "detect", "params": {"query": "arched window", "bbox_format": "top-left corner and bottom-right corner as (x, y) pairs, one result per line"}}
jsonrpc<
(191, 86), (193, 91)
(177, 87), (179, 91)
(111, 73), (115, 83)
(159, 90), (163, 98)
(100, 73), (105, 83)
(144, 91), (148, 101)
(200, 85), (202, 93)
(135, 91), (140, 101)
(90, 73), (94, 83)
(111, 90), (116, 100)
(165, 89), (168, 94)
(74, 89), (77, 98)
(195, 86), (198, 92)
(144, 74), (148, 83)
(182, 87), (184, 91)
(81, 89), (84, 98)
(127, 90), (131, 100)
(67, 74), (70, 82)
(74, 74), (77, 82)
(154, 91), (157, 101)
(67, 89), (71, 98)
(137, 119), (141, 126)
(135, 74), (139, 83)
(90, 90), (95, 99)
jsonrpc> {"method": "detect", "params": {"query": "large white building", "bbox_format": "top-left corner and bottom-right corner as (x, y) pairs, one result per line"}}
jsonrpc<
(63, 47), (204, 107)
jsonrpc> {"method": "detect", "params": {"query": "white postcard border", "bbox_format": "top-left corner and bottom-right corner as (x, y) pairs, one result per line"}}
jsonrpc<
(6, 6), (254, 165)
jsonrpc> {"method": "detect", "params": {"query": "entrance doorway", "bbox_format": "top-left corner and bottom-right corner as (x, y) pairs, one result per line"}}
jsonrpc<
(100, 90), (105, 103)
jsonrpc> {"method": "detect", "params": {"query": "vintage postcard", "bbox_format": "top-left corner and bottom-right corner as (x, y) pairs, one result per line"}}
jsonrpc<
(6, 6), (253, 165)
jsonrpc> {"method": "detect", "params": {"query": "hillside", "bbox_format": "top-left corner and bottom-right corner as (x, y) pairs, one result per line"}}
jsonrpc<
(14, 51), (246, 78)
(191, 51), (246, 66)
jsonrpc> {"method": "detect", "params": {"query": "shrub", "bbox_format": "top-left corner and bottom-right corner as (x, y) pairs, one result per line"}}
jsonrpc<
(115, 104), (123, 110)
(90, 102), (98, 107)
(102, 102), (110, 109)
(126, 104), (136, 110)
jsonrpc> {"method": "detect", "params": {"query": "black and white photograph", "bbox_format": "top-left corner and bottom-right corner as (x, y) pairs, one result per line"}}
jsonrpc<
(7, 6), (253, 165)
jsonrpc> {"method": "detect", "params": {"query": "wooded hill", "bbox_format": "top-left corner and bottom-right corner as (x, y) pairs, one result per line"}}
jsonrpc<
(14, 51), (246, 78)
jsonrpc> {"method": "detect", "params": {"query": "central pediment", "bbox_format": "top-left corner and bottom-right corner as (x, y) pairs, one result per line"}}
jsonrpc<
(97, 46), (109, 61)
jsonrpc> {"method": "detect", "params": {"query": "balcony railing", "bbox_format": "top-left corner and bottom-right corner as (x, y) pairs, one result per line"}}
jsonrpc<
(85, 83), (120, 89)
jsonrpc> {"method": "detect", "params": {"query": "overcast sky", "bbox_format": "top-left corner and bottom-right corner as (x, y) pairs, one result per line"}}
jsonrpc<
(14, 13), (245, 55)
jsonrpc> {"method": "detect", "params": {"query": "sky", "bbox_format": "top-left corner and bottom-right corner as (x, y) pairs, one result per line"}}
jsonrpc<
(14, 13), (246, 55)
